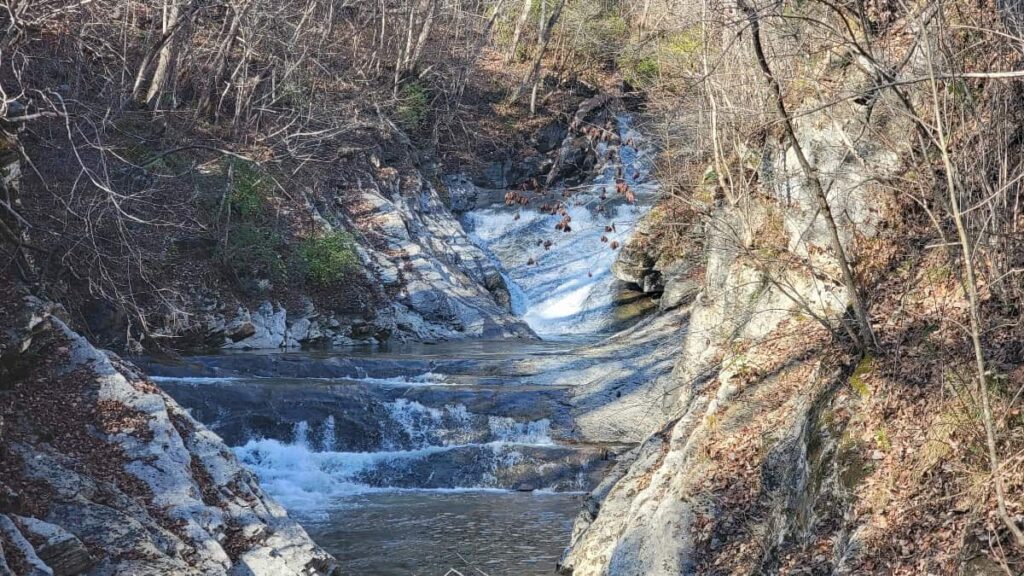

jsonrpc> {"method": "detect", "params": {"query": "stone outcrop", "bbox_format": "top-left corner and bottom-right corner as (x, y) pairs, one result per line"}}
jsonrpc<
(0, 291), (338, 575)
(175, 163), (536, 350)
(560, 62), (910, 575)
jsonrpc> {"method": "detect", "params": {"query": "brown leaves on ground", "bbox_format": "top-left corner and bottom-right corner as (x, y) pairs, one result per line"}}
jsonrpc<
(0, 339), (156, 510)
(689, 322), (836, 575)
(776, 242), (1024, 574)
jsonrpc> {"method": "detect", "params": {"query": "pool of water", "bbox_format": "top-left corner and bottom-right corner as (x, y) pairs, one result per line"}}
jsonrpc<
(145, 112), (660, 575)
(297, 490), (581, 575)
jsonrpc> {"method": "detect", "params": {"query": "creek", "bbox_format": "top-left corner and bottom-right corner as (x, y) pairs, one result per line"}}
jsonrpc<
(148, 114), (657, 575)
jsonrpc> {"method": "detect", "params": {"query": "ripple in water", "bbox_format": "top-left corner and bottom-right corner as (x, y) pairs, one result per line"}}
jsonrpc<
(299, 491), (581, 576)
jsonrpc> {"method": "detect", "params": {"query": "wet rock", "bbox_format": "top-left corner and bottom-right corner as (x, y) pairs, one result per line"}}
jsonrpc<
(547, 136), (597, 185)
(536, 121), (568, 153)
(442, 174), (516, 212)
(509, 155), (551, 186)
(474, 159), (512, 189)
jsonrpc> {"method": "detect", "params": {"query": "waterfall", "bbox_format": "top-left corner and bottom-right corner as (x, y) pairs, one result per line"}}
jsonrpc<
(234, 404), (562, 510)
(462, 114), (658, 336)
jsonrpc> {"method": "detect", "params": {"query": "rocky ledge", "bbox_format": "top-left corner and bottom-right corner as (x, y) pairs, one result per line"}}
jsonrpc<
(0, 291), (337, 575)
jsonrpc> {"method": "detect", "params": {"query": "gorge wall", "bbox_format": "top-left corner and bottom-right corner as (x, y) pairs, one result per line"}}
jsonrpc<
(558, 6), (1024, 573)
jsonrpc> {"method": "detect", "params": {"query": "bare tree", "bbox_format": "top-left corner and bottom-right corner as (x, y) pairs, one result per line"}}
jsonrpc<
(738, 0), (876, 351)
(505, 0), (534, 63)
(509, 0), (565, 108)
(920, 5), (1024, 548)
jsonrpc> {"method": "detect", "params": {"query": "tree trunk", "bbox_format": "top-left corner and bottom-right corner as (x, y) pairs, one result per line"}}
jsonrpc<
(405, 0), (437, 74)
(922, 16), (1024, 548)
(198, 2), (248, 116)
(739, 0), (875, 350)
(510, 0), (565, 104)
(145, 0), (184, 109)
(506, 0), (534, 63)
(457, 0), (508, 100)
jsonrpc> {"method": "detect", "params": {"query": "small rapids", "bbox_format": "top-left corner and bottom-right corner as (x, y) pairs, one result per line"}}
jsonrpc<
(230, 399), (587, 511)
(152, 113), (659, 574)
(463, 114), (658, 336)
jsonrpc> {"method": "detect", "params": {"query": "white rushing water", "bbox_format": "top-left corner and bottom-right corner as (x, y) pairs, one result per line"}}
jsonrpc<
(151, 372), (455, 387)
(234, 407), (558, 510)
(463, 114), (658, 336)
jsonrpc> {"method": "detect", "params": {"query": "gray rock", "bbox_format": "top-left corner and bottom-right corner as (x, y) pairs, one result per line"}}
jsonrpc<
(658, 261), (701, 310)
(560, 71), (910, 575)
(12, 517), (93, 576)
(547, 136), (597, 185)
(536, 121), (568, 153)
(3, 305), (338, 575)
(339, 171), (534, 340)
(0, 515), (52, 576)
(285, 317), (311, 348)
(474, 159), (512, 189)
(225, 303), (288, 349)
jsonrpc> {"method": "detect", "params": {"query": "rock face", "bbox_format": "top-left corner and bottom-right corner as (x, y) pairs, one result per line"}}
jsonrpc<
(0, 293), (338, 575)
(338, 167), (534, 341)
(559, 64), (909, 575)
(611, 216), (702, 313)
(188, 164), (536, 350)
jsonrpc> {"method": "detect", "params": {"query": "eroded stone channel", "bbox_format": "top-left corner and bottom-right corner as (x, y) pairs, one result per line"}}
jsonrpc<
(143, 342), (622, 575)
(141, 112), (661, 575)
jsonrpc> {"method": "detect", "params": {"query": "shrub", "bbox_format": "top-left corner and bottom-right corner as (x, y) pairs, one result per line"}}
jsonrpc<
(563, 4), (629, 69)
(396, 82), (429, 129)
(617, 47), (660, 90)
(220, 222), (287, 289)
(299, 231), (359, 286)
(228, 160), (268, 219)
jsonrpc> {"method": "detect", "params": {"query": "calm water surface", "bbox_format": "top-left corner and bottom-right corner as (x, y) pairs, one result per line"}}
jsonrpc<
(298, 491), (581, 575)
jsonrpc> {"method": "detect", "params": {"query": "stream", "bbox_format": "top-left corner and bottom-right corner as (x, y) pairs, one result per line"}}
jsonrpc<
(146, 115), (657, 575)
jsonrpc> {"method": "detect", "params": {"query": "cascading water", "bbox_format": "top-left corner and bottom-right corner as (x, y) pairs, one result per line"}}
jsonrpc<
(151, 348), (611, 574)
(148, 112), (659, 575)
(219, 380), (581, 511)
(463, 114), (657, 336)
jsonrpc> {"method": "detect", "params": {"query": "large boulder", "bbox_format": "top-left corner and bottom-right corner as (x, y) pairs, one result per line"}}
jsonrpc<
(0, 293), (339, 575)
(536, 120), (568, 153)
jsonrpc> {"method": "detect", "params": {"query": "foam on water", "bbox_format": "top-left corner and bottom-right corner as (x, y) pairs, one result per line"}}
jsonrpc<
(149, 375), (243, 385)
(355, 372), (456, 387)
(488, 416), (553, 446)
(151, 372), (454, 387)
(236, 439), (559, 510)
(386, 399), (456, 449)
(237, 411), (558, 510)
(383, 399), (552, 448)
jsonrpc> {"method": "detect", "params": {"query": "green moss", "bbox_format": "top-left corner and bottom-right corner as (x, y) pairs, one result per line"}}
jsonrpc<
(874, 426), (891, 451)
(849, 354), (874, 400)
(299, 231), (359, 286)
(663, 27), (702, 59)
(228, 160), (269, 219)
(924, 263), (951, 283)
(396, 82), (430, 129)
